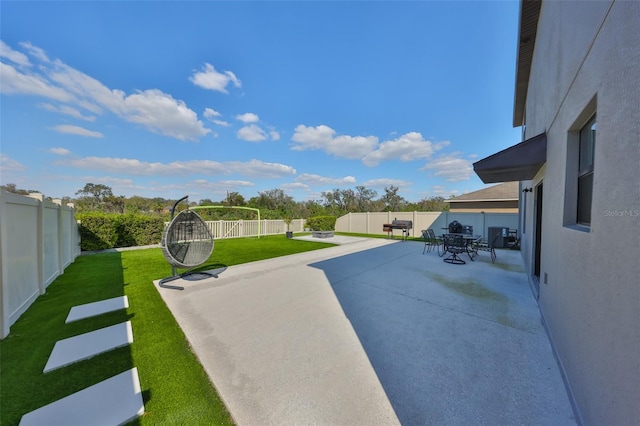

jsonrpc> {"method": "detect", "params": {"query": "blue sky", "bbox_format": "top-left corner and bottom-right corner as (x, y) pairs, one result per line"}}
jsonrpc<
(1, 1), (522, 203)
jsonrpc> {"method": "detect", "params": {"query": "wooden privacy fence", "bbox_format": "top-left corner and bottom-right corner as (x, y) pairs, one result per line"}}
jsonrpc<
(0, 190), (80, 338)
(335, 211), (519, 241)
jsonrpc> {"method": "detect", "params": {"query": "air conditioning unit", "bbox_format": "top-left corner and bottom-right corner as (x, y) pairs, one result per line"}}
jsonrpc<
(488, 227), (509, 248)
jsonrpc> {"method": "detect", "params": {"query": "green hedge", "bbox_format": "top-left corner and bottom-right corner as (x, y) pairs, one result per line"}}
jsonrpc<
(77, 213), (165, 251)
(305, 215), (336, 231)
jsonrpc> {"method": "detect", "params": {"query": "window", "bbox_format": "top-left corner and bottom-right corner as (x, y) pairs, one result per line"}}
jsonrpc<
(577, 115), (596, 225)
(564, 95), (596, 230)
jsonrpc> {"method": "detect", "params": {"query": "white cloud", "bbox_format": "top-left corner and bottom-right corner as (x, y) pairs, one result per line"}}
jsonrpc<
(147, 179), (255, 201)
(237, 124), (267, 142)
(291, 124), (378, 159)
(203, 108), (221, 119)
(280, 182), (310, 191)
(225, 159), (296, 178)
(431, 185), (459, 197)
(2, 42), (210, 141)
(362, 132), (449, 167)
(0, 154), (27, 173)
(0, 62), (72, 101)
(66, 157), (226, 176)
(81, 176), (135, 186)
(291, 126), (450, 166)
(59, 156), (296, 179)
(181, 179), (254, 190)
(0, 40), (31, 66)
(421, 153), (474, 182)
(39, 103), (96, 121)
(20, 41), (50, 62)
(52, 124), (104, 138)
(236, 112), (259, 123)
(269, 129), (281, 141)
(120, 89), (210, 141)
(362, 178), (412, 188)
(295, 173), (356, 186)
(189, 63), (241, 93)
(213, 119), (230, 127)
(49, 147), (71, 155)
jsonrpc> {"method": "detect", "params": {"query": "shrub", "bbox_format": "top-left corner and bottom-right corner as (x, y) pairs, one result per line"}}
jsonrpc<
(77, 213), (119, 251)
(117, 214), (165, 247)
(305, 215), (336, 231)
(77, 213), (165, 251)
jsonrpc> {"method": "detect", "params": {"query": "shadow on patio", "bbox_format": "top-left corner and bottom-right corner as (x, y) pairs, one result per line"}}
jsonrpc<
(154, 238), (576, 425)
(308, 242), (576, 425)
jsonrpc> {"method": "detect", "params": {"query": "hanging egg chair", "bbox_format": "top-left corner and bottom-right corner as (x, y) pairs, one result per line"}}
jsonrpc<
(159, 196), (215, 289)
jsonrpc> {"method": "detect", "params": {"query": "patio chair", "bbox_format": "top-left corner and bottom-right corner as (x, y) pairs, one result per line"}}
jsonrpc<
(422, 229), (441, 254)
(507, 229), (521, 250)
(442, 234), (466, 265)
(159, 196), (215, 289)
(473, 233), (499, 263)
(432, 229), (447, 257)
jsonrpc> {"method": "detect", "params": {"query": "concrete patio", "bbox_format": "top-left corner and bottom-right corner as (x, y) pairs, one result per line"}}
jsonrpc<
(155, 236), (576, 425)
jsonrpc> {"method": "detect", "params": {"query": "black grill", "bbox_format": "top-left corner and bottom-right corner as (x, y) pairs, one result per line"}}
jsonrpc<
(383, 219), (413, 241)
(448, 220), (462, 234)
(389, 219), (412, 229)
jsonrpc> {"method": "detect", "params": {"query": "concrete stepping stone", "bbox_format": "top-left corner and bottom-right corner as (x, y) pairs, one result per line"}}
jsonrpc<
(20, 367), (144, 426)
(66, 296), (129, 323)
(44, 321), (133, 373)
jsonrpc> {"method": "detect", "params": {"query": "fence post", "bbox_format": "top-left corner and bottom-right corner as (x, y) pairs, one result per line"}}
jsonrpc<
(28, 194), (46, 295)
(413, 211), (418, 237)
(482, 211), (486, 240)
(366, 212), (370, 234)
(53, 199), (65, 280)
(0, 190), (7, 338)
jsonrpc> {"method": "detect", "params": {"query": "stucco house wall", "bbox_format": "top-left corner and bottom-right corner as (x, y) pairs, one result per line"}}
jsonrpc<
(519, 1), (640, 424)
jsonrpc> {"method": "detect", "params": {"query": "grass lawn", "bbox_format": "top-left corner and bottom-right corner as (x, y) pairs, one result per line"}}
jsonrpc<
(0, 235), (335, 426)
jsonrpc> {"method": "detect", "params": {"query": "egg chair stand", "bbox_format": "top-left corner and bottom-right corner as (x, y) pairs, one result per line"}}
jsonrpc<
(159, 196), (216, 290)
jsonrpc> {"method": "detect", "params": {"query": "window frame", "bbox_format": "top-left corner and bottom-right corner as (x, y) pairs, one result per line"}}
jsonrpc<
(577, 115), (596, 225)
(563, 95), (597, 231)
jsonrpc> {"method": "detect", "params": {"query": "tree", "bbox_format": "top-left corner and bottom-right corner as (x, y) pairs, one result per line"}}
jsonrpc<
(104, 195), (126, 214)
(125, 195), (150, 214)
(248, 188), (295, 218)
(381, 185), (407, 212)
(1, 183), (31, 195)
(354, 185), (378, 212)
(223, 191), (246, 207)
(321, 188), (356, 215)
(75, 183), (113, 200)
(298, 200), (326, 218)
(410, 196), (449, 212)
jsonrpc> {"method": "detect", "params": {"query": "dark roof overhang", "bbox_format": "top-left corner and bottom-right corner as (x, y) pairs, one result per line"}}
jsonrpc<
(513, 0), (542, 127)
(473, 133), (547, 183)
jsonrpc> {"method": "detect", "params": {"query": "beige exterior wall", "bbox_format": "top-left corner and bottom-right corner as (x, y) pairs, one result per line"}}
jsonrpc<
(449, 201), (518, 213)
(520, 1), (640, 424)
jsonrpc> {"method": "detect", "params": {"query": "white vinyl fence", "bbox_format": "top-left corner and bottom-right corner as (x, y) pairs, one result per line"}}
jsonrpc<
(336, 211), (519, 241)
(0, 190), (80, 339)
(204, 218), (305, 239)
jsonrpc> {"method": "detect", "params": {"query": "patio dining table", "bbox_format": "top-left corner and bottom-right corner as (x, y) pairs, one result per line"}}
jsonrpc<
(442, 233), (482, 261)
